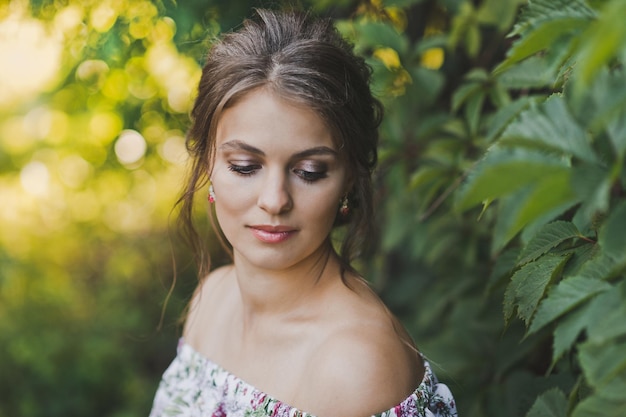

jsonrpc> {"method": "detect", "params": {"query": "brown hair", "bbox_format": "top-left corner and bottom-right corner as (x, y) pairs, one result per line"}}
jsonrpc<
(177, 8), (382, 279)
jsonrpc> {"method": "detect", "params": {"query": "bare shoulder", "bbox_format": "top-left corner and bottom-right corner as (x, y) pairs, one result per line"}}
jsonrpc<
(183, 265), (234, 341)
(299, 295), (424, 417)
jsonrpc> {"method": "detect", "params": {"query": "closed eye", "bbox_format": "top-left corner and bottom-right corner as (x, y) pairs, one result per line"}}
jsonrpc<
(293, 169), (327, 183)
(228, 163), (261, 176)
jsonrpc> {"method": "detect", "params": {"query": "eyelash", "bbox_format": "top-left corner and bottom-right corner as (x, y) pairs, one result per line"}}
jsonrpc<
(294, 169), (327, 183)
(227, 164), (327, 183)
(228, 164), (259, 176)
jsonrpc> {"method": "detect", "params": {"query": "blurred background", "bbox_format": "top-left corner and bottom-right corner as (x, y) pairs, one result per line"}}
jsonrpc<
(4, 0), (617, 416)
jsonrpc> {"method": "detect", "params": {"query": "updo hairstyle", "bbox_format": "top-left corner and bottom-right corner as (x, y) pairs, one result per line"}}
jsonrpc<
(177, 9), (383, 277)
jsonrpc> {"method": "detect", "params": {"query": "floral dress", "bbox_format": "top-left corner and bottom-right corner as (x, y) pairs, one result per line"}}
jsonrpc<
(149, 339), (457, 417)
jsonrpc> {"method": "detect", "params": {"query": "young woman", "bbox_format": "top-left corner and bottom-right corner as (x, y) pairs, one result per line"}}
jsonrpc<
(150, 9), (457, 417)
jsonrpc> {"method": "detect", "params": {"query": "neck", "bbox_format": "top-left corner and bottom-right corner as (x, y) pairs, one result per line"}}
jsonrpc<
(232, 244), (339, 328)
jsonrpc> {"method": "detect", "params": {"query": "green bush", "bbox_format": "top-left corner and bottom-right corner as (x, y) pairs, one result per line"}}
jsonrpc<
(350, 0), (626, 415)
(460, 1), (626, 414)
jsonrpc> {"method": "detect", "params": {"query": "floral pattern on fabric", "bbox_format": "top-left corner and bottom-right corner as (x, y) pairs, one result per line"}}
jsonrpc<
(149, 339), (457, 417)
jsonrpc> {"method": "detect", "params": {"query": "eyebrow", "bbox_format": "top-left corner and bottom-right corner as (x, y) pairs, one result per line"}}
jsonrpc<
(219, 140), (338, 158)
(219, 140), (264, 155)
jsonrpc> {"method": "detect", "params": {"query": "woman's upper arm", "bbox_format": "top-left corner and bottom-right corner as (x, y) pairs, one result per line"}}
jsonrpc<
(302, 328), (421, 417)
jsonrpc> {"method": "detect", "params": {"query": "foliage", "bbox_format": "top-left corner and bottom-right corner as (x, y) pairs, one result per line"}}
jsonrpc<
(2, 0), (625, 416)
(342, 0), (626, 416)
(0, 0), (237, 415)
(460, 0), (626, 414)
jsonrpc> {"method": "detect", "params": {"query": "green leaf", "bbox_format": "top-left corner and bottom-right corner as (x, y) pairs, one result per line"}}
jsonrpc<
(552, 301), (593, 366)
(409, 165), (449, 190)
(492, 186), (533, 253)
(407, 66), (446, 108)
(561, 242), (597, 277)
(572, 394), (626, 417)
(505, 172), (577, 245)
(567, 67), (626, 132)
(476, 0), (527, 32)
(465, 90), (485, 136)
(552, 287), (624, 366)
(504, 254), (571, 325)
(488, 83), (512, 109)
(528, 275), (611, 335)
(578, 252), (620, 281)
(487, 246), (520, 293)
(509, 0), (595, 38)
(413, 35), (448, 56)
(497, 55), (558, 89)
(464, 24), (481, 58)
(485, 96), (535, 143)
(525, 387), (568, 417)
(579, 339), (626, 400)
(574, 0), (626, 88)
(352, 20), (409, 54)
(384, 0), (427, 7)
(518, 221), (582, 265)
(587, 284), (626, 344)
(606, 107), (626, 161)
(577, 203), (626, 281)
(464, 68), (489, 82)
(456, 147), (571, 211)
(499, 95), (598, 163)
(490, 170), (577, 253)
(496, 17), (588, 74)
(598, 201), (626, 262)
(452, 82), (483, 113)
(571, 163), (612, 231)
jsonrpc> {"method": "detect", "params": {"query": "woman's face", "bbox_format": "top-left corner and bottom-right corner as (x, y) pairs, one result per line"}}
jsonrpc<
(211, 88), (348, 271)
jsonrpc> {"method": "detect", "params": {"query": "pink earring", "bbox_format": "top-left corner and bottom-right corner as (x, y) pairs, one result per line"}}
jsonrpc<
(208, 184), (216, 203)
(340, 196), (349, 216)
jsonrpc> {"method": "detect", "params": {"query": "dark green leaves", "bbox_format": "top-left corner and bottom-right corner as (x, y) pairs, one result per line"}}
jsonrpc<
(499, 96), (598, 164)
(456, 147), (578, 251)
(504, 253), (571, 326)
(528, 275), (611, 335)
(579, 339), (626, 401)
(525, 388), (568, 417)
(518, 221), (583, 265)
(456, 147), (573, 210)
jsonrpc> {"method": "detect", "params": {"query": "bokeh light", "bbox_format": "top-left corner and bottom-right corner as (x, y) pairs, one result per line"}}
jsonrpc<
(20, 161), (50, 197)
(58, 154), (92, 188)
(114, 129), (147, 167)
(0, 5), (63, 109)
(159, 133), (188, 165)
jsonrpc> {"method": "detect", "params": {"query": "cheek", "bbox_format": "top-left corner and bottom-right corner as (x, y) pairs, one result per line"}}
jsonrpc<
(304, 191), (340, 227)
(211, 165), (249, 198)
(211, 169), (253, 223)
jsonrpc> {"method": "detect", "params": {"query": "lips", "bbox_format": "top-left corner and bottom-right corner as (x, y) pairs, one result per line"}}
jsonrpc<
(248, 225), (297, 243)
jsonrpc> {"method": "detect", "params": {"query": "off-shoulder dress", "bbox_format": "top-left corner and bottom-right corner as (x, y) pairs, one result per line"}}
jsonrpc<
(149, 339), (457, 417)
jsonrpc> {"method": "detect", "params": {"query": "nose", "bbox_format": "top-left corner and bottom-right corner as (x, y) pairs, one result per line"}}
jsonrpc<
(257, 169), (293, 214)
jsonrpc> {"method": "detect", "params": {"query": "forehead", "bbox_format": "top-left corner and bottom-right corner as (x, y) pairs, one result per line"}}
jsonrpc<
(215, 88), (337, 152)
